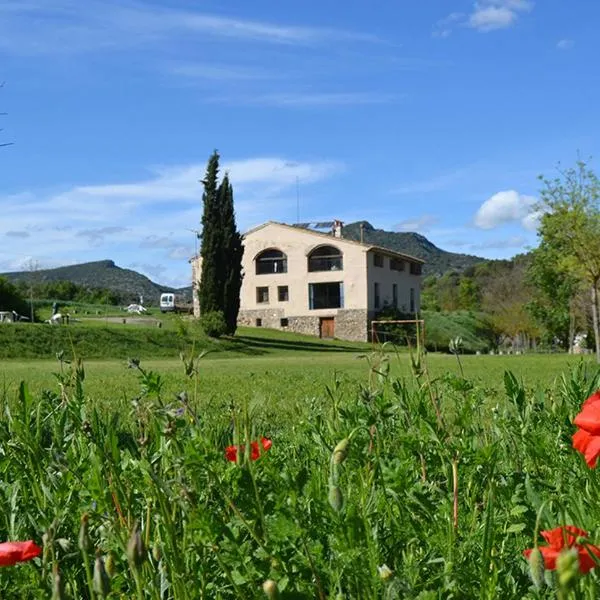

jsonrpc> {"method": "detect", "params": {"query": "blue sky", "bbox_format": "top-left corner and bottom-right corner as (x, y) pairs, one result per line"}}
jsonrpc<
(1, 0), (599, 287)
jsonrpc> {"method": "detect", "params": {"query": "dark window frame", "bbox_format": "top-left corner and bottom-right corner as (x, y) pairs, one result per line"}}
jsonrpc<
(277, 285), (289, 302)
(307, 245), (343, 272)
(256, 286), (269, 304)
(255, 248), (288, 275)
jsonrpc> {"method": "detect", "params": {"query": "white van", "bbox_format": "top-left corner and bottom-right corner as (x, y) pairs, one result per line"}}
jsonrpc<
(159, 293), (176, 312)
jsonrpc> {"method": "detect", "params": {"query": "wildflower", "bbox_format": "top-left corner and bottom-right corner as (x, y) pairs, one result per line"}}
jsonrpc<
(523, 526), (600, 573)
(262, 579), (280, 599)
(0, 540), (42, 566)
(225, 437), (272, 462)
(572, 391), (600, 467)
(378, 564), (394, 581)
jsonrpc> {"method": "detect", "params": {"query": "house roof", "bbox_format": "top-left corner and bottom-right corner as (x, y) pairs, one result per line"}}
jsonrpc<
(243, 221), (425, 264)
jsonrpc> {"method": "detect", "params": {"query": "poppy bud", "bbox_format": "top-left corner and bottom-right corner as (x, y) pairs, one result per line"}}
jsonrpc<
(328, 484), (344, 513)
(378, 564), (394, 582)
(105, 552), (116, 577)
(152, 544), (162, 563)
(52, 564), (65, 600)
(262, 579), (280, 599)
(93, 554), (111, 598)
(527, 547), (545, 589)
(557, 548), (579, 591)
(78, 513), (91, 553)
(332, 438), (350, 465)
(127, 526), (146, 570)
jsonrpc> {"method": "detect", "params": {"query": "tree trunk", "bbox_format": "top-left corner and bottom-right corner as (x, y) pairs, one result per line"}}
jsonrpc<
(568, 304), (575, 354)
(592, 283), (600, 363)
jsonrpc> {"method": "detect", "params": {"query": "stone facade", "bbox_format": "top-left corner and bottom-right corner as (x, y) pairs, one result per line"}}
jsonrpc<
(238, 308), (285, 329)
(335, 309), (370, 342)
(238, 308), (370, 341)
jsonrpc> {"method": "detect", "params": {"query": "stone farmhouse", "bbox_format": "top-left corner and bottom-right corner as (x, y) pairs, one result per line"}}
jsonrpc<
(191, 221), (424, 342)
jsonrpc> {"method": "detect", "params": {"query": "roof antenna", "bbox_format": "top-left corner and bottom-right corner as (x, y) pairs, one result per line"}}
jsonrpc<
(295, 176), (300, 224)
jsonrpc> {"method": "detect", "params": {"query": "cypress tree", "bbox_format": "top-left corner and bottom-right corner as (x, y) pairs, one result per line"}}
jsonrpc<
(198, 151), (224, 316)
(220, 174), (244, 334)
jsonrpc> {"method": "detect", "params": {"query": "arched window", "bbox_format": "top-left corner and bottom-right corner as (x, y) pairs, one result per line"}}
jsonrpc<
(308, 245), (343, 272)
(255, 248), (287, 274)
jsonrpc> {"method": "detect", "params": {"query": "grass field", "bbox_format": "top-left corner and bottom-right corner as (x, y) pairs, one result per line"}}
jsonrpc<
(0, 348), (592, 399)
(2, 323), (600, 597)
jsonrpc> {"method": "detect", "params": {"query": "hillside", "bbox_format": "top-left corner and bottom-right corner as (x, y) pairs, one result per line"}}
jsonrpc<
(1, 260), (189, 305)
(342, 221), (485, 275)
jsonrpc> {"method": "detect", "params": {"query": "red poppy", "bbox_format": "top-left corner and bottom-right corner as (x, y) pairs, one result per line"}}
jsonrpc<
(524, 526), (600, 573)
(225, 437), (272, 462)
(0, 541), (42, 567)
(573, 392), (600, 467)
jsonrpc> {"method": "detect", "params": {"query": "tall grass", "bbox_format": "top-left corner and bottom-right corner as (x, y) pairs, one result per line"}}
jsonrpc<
(1, 348), (600, 597)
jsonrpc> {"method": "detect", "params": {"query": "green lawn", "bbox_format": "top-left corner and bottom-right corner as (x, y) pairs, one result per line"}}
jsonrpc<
(1, 350), (593, 411)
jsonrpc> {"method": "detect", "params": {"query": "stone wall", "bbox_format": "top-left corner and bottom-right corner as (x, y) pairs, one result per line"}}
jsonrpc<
(237, 309), (369, 342)
(238, 308), (285, 330)
(335, 309), (369, 342)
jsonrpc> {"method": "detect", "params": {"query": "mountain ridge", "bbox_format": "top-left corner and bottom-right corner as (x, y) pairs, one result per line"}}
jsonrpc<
(1, 260), (189, 305)
(342, 221), (485, 275)
(1, 225), (490, 302)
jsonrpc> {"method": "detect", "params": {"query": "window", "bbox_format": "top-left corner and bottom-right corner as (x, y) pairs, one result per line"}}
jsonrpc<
(309, 282), (344, 309)
(308, 245), (343, 272)
(255, 249), (287, 274)
(410, 262), (422, 276)
(278, 285), (289, 302)
(374, 253), (384, 268)
(256, 286), (269, 304)
(280, 318), (289, 327)
(374, 282), (380, 309)
(393, 284), (398, 308)
(410, 288), (415, 313)
(256, 318), (262, 327)
(390, 258), (405, 272)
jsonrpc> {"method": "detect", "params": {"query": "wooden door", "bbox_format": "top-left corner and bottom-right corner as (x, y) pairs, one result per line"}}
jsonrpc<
(320, 317), (335, 339)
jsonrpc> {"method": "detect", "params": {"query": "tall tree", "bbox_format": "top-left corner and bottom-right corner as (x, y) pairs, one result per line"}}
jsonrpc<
(219, 174), (244, 334)
(198, 151), (224, 316)
(535, 160), (600, 361)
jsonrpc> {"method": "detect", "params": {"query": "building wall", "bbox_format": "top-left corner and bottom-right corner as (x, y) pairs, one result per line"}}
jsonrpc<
(240, 222), (369, 317)
(365, 250), (421, 314)
(191, 222), (423, 341)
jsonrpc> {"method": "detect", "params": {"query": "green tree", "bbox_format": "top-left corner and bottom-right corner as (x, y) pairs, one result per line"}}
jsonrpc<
(219, 174), (244, 334)
(527, 242), (582, 349)
(535, 160), (600, 361)
(0, 276), (29, 316)
(197, 152), (244, 336)
(198, 151), (224, 317)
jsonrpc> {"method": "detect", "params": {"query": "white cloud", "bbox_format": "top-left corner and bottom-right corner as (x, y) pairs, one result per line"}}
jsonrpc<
(0, 0), (380, 56)
(474, 190), (537, 229)
(435, 1), (533, 35)
(557, 39), (574, 50)
(168, 63), (271, 82)
(0, 156), (343, 286)
(214, 92), (400, 107)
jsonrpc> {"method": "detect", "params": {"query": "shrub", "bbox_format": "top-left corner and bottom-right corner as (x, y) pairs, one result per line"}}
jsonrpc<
(200, 310), (227, 338)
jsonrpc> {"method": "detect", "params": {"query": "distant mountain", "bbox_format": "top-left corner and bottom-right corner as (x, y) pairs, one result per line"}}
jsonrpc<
(342, 221), (485, 276)
(1, 260), (191, 305)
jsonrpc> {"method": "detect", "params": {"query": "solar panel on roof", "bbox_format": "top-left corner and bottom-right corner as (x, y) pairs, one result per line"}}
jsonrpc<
(314, 221), (335, 228)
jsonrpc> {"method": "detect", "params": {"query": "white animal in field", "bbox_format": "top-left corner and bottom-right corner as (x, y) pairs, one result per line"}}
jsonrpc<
(47, 313), (64, 325)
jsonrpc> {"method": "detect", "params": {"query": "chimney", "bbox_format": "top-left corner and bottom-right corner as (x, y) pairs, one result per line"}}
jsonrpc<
(333, 219), (343, 238)
(359, 222), (365, 244)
